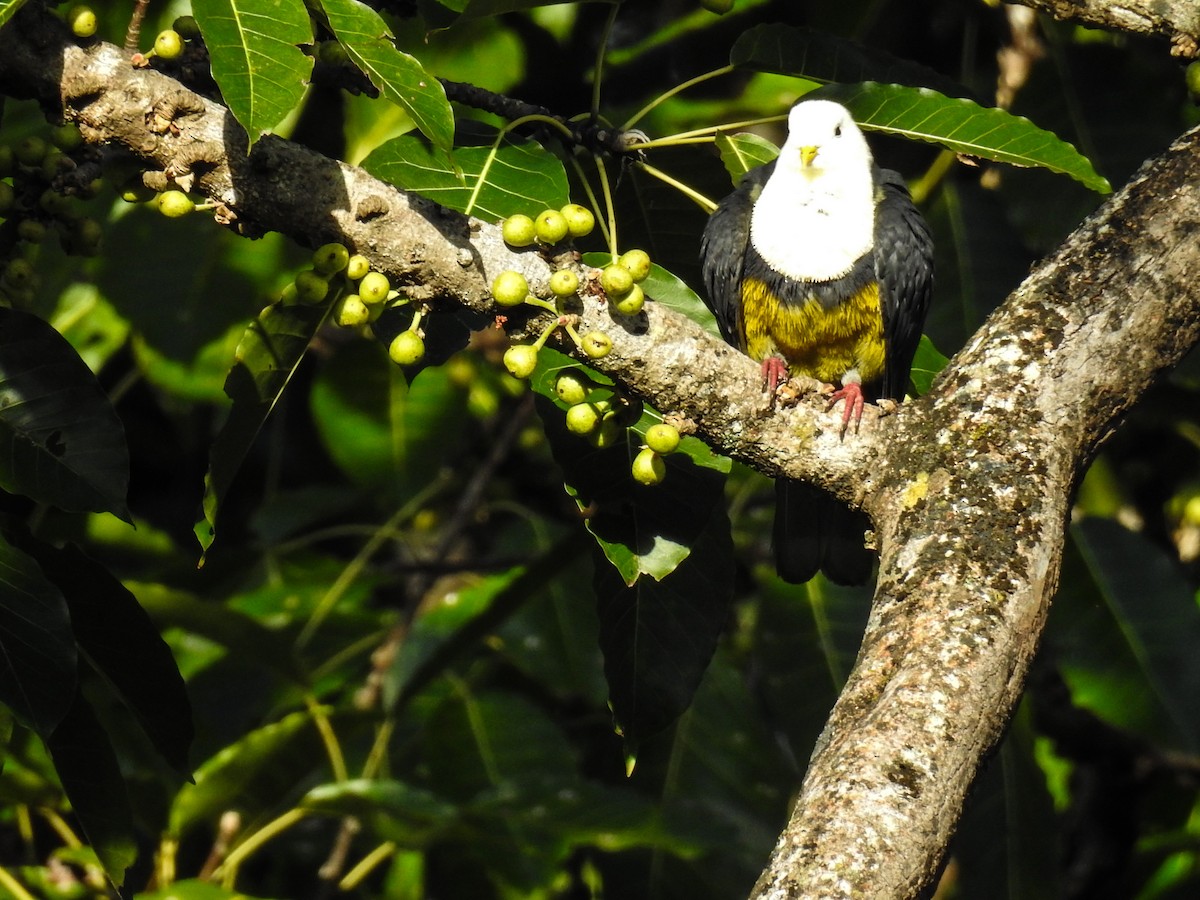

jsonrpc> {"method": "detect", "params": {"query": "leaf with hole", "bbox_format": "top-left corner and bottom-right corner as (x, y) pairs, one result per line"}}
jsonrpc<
(192, 0), (313, 141)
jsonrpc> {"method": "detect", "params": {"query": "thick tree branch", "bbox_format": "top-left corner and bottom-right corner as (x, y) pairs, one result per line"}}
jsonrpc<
(0, 10), (878, 500)
(751, 118), (1200, 898)
(1011, 0), (1200, 56)
(6, 9), (1200, 899)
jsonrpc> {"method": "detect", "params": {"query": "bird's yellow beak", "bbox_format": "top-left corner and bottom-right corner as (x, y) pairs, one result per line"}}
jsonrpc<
(800, 145), (819, 167)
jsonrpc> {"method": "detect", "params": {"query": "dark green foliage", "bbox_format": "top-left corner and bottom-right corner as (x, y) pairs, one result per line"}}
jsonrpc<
(0, 0), (1198, 898)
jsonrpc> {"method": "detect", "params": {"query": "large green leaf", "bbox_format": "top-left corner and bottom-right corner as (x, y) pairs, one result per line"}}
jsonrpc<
(361, 131), (569, 220)
(302, 778), (457, 845)
(44, 688), (137, 887)
(22, 542), (194, 774)
(952, 703), (1061, 899)
(383, 530), (591, 708)
(594, 506), (735, 746)
(309, 340), (469, 503)
(133, 582), (305, 684)
(714, 131), (778, 182)
(0, 533), (76, 736)
(192, 0), (313, 141)
(730, 24), (974, 100)
(168, 708), (333, 836)
(1064, 519), (1200, 751)
(811, 82), (1112, 194)
(637, 259), (722, 341)
(424, 688), (578, 801)
(318, 0), (454, 151)
(195, 302), (326, 556)
(0, 308), (130, 520)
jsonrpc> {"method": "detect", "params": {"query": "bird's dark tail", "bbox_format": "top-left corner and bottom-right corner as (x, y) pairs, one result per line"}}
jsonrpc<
(773, 479), (874, 585)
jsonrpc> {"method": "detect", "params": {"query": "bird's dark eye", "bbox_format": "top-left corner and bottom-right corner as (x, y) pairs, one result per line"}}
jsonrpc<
(834, 124), (842, 137)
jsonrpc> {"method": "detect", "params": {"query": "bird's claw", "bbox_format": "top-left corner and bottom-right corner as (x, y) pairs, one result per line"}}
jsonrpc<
(760, 356), (790, 408)
(827, 381), (866, 438)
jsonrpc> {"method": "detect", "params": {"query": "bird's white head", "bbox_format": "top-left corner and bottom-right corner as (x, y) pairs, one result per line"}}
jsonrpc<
(749, 100), (877, 281)
(776, 100), (873, 179)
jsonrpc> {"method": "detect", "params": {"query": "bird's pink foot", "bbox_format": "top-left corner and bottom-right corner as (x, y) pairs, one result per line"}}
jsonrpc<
(760, 356), (790, 405)
(827, 381), (866, 437)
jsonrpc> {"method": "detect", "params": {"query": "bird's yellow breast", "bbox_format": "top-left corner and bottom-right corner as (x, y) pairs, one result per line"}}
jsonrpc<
(741, 277), (885, 385)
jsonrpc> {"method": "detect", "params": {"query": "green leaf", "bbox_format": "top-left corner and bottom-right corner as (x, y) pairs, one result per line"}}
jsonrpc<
(752, 574), (871, 759)
(532, 345), (730, 584)
(909, 334), (950, 395)
(595, 506), (735, 744)
(384, 530), (592, 708)
(0, 534), (76, 736)
(310, 340), (469, 503)
(424, 689), (578, 801)
(713, 131), (778, 182)
(318, 0), (454, 151)
(302, 778), (457, 844)
(638, 260), (722, 341)
(192, 0), (313, 142)
(168, 708), (332, 836)
(137, 879), (275, 899)
(195, 302), (326, 556)
(361, 131), (569, 220)
(952, 703), (1061, 899)
(1065, 519), (1200, 751)
(0, 0), (30, 32)
(810, 82), (1112, 195)
(45, 688), (137, 886)
(730, 24), (974, 101)
(132, 581), (305, 683)
(0, 308), (130, 521)
(20, 542), (193, 774)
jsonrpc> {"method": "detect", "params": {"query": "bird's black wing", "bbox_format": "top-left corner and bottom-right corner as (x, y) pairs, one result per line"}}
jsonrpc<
(699, 161), (774, 349)
(874, 167), (935, 401)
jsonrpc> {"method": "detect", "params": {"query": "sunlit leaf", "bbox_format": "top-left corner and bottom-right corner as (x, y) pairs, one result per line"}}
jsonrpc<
(192, 0), (313, 141)
(133, 581), (305, 683)
(0, 308), (130, 521)
(810, 82), (1112, 194)
(714, 131), (778, 182)
(361, 131), (569, 220)
(638, 260), (722, 341)
(0, 534), (75, 736)
(319, 0), (454, 150)
(910, 334), (950, 395)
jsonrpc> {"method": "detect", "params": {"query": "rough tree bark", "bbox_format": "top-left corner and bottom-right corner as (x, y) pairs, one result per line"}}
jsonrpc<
(1013, 0), (1200, 56)
(2, 6), (1199, 899)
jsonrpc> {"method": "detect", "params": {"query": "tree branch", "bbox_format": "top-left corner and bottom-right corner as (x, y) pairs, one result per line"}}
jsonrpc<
(0, 9), (878, 501)
(1010, 0), (1200, 56)
(5, 8), (1200, 899)
(752, 115), (1200, 899)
